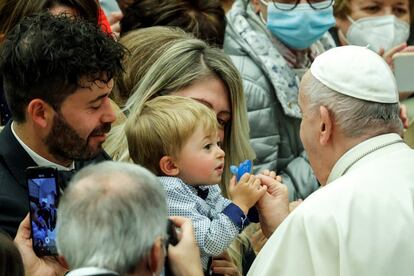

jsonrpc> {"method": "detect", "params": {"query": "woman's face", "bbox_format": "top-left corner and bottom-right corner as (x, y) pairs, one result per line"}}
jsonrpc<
(173, 76), (231, 143)
(336, 0), (410, 35)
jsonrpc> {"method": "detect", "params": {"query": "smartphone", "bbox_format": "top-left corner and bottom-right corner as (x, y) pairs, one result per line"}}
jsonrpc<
(26, 166), (59, 256)
(164, 219), (179, 276)
(393, 52), (414, 93)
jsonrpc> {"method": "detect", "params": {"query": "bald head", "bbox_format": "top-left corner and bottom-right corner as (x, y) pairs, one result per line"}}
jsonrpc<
(68, 169), (141, 201)
(56, 161), (167, 274)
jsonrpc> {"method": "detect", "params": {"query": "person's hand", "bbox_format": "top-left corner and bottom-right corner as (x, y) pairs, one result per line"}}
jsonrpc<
(380, 43), (414, 70)
(255, 175), (289, 238)
(14, 214), (68, 276)
(168, 216), (203, 276)
(400, 103), (410, 129)
(228, 174), (267, 214)
(259, 169), (282, 182)
(107, 11), (123, 40)
(211, 251), (241, 276)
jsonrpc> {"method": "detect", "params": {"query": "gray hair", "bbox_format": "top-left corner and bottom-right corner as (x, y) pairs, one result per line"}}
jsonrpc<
(56, 161), (167, 274)
(303, 72), (403, 137)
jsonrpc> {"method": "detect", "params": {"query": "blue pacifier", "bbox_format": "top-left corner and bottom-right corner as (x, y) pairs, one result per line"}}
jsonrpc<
(230, 160), (252, 181)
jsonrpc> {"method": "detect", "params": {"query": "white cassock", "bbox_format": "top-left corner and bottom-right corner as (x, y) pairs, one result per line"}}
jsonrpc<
(248, 133), (414, 276)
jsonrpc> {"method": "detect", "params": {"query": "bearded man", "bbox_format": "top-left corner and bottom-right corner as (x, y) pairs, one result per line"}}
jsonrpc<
(0, 13), (125, 237)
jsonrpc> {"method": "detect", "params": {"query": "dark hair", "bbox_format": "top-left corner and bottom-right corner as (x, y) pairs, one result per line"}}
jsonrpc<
(120, 0), (226, 47)
(0, 12), (125, 122)
(0, 232), (24, 276)
(44, 0), (99, 26)
(0, 0), (99, 40)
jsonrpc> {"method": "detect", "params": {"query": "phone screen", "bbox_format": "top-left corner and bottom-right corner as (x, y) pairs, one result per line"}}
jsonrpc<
(26, 167), (59, 256)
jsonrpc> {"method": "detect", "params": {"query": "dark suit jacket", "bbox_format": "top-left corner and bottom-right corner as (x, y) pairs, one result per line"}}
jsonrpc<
(0, 76), (11, 125)
(0, 121), (111, 237)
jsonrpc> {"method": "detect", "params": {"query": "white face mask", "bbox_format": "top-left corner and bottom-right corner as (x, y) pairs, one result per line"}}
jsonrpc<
(344, 15), (410, 53)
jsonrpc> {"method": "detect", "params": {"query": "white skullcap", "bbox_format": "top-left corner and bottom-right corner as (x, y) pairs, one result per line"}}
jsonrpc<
(310, 45), (398, 103)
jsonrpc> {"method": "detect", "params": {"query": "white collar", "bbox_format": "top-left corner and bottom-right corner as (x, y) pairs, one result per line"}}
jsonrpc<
(327, 133), (404, 183)
(66, 267), (119, 276)
(11, 122), (75, 171)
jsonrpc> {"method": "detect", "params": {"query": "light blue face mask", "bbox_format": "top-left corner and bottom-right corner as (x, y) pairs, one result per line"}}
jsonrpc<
(263, 1), (336, 50)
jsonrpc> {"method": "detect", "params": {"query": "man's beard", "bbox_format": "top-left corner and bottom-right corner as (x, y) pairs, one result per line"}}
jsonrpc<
(44, 112), (111, 162)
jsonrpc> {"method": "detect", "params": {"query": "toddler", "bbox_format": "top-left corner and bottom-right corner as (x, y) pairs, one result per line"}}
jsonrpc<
(126, 95), (266, 270)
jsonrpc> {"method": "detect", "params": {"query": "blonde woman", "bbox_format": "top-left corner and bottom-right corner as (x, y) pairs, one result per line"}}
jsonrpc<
(106, 26), (255, 198)
(104, 26), (258, 274)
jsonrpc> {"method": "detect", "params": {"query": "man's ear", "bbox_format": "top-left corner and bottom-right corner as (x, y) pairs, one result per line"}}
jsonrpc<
(319, 106), (333, 146)
(159, 156), (179, 176)
(146, 238), (165, 275)
(26, 99), (54, 129)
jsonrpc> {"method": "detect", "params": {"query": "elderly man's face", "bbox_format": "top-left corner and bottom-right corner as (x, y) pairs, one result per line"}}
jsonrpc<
(298, 78), (325, 184)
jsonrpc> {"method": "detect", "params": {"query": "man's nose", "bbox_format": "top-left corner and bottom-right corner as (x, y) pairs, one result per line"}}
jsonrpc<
(102, 98), (117, 124)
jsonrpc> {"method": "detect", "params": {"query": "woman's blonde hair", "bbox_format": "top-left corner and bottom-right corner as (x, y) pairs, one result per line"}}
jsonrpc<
(127, 95), (218, 176)
(105, 26), (255, 196)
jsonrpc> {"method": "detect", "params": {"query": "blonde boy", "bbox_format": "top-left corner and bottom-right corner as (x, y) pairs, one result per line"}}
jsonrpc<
(126, 95), (266, 270)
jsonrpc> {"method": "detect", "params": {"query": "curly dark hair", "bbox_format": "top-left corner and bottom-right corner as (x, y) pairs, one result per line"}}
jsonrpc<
(0, 12), (125, 122)
(120, 0), (226, 47)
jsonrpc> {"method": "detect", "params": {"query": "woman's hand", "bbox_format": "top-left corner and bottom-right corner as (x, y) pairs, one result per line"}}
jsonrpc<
(380, 43), (414, 70)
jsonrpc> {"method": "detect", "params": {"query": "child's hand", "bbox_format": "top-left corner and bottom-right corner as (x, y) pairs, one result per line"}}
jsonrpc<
(229, 174), (267, 214)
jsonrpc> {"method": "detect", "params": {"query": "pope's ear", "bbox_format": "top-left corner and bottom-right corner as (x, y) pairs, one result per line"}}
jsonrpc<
(319, 105), (333, 145)
(159, 156), (179, 176)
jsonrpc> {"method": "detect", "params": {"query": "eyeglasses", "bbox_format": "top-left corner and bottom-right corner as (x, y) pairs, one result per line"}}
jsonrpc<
(270, 0), (334, 11)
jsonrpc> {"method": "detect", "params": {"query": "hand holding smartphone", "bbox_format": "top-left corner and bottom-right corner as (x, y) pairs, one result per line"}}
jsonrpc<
(393, 52), (414, 93)
(164, 219), (179, 276)
(26, 166), (59, 256)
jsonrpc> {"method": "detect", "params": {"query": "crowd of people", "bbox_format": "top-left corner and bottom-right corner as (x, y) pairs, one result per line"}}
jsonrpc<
(1, 0), (414, 275)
